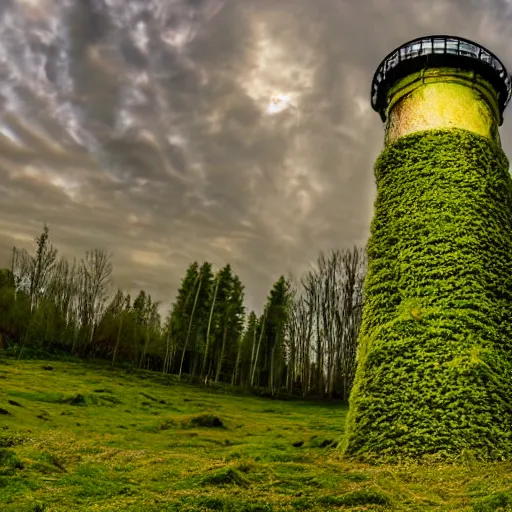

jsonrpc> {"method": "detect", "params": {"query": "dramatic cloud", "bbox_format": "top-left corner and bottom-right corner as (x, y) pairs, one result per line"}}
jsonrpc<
(1, 0), (512, 313)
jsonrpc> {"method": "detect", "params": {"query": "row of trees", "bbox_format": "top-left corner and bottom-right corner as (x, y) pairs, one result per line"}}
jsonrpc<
(0, 225), (366, 399)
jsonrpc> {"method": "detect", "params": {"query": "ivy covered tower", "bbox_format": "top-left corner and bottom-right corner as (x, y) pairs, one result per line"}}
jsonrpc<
(341, 36), (512, 461)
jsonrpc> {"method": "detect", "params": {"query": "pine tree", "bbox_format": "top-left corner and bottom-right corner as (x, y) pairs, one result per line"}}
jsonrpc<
(188, 262), (214, 377)
(250, 312), (266, 387)
(225, 275), (245, 384)
(212, 265), (234, 382)
(261, 276), (292, 395)
(167, 262), (199, 374)
(202, 272), (221, 380)
(240, 311), (258, 386)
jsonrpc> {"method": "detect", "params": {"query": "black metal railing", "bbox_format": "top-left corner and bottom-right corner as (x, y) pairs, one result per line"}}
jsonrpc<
(371, 35), (512, 122)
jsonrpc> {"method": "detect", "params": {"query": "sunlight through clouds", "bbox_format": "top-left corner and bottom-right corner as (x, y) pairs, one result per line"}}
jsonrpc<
(244, 20), (313, 115)
(266, 93), (296, 115)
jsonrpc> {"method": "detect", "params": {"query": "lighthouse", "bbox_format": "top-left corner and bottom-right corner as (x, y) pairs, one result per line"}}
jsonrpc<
(341, 36), (512, 462)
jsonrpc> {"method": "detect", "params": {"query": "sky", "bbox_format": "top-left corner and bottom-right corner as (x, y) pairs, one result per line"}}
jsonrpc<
(1, 0), (512, 315)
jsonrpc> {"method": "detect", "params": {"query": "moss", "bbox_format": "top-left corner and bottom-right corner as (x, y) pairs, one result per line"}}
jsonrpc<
(341, 128), (512, 462)
(0, 448), (24, 474)
(472, 491), (512, 511)
(201, 467), (248, 486)
(318, 488), (391, 506)
(187, 414), (224, 428)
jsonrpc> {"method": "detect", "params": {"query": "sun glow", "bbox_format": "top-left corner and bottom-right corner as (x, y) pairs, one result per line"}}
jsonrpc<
(266, 93), (295, 115)
(243, 20), (312, 116)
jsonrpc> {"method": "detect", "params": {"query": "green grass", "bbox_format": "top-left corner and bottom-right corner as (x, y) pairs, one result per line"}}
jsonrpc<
(1, 359), (512, 510)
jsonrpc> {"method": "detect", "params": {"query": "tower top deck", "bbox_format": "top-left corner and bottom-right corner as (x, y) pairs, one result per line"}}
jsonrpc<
(371, 35), (512, 123)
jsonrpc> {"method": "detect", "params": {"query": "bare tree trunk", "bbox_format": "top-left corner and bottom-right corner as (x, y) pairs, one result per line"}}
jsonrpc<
(315, 273), (323, 396)
(202, 274), (220, 378)
(270, 333), (279, 396)
(139, 325), (150, 369)
(191, 353), (199, 376)
(288, 331), (296, 394)
(163, 329), (171, 374)
(178, 276), (202, 379)
(111, 314), (124, 366)
(17, 318), (32, 360)
(250, 311), (267, 387)
(207, 355), (214, 383)
(89, 321), (96, 356)
(71, 319), (79, 355)
(169, 343), (177, 374)
(248, 325), (257, 387)
(231, 335), (242, 386)
(215, 324), (228, 383)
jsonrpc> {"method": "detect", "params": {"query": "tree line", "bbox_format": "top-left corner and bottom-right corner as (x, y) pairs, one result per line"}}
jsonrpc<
(0, 224), (366, 399)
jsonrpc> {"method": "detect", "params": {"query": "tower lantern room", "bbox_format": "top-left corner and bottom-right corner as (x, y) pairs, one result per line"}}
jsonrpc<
(370, 35), (512, 145)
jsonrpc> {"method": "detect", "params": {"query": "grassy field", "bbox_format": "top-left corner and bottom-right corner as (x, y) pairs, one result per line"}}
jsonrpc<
(1, 360), (512, 511)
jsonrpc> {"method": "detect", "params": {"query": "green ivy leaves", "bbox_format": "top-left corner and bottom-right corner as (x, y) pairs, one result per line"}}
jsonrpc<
(341, 129), (512, 463)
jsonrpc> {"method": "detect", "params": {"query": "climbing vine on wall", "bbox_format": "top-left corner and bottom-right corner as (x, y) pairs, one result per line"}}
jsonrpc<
(340, 128), (512, 462)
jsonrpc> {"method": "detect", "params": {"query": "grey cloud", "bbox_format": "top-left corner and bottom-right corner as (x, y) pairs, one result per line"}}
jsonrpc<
(1, 0), (512, 315)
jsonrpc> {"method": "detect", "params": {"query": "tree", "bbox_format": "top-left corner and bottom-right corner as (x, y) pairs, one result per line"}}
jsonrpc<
(287, 247), (365, 398)
(187, 262), (213, 377)
(95, 289), (125, 362)
(238, 311), (258, 387)
(202, 272), (221, 379)
(1, 221), (368, 403)
(211, 265), (234, 383)
(16, 224), (58, 358)
(28, 224), (57, 312)
(250, 311), (266, 387)
(0, 268), (16, 347)
(223, 274), (245, 384)
(167, 262), (201, 378)
(75, 249), (113, 355)
(261, 276), (292, 395)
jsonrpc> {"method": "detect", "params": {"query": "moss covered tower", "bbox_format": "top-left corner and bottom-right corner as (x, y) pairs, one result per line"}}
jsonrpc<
(341, 35), (512, 461)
